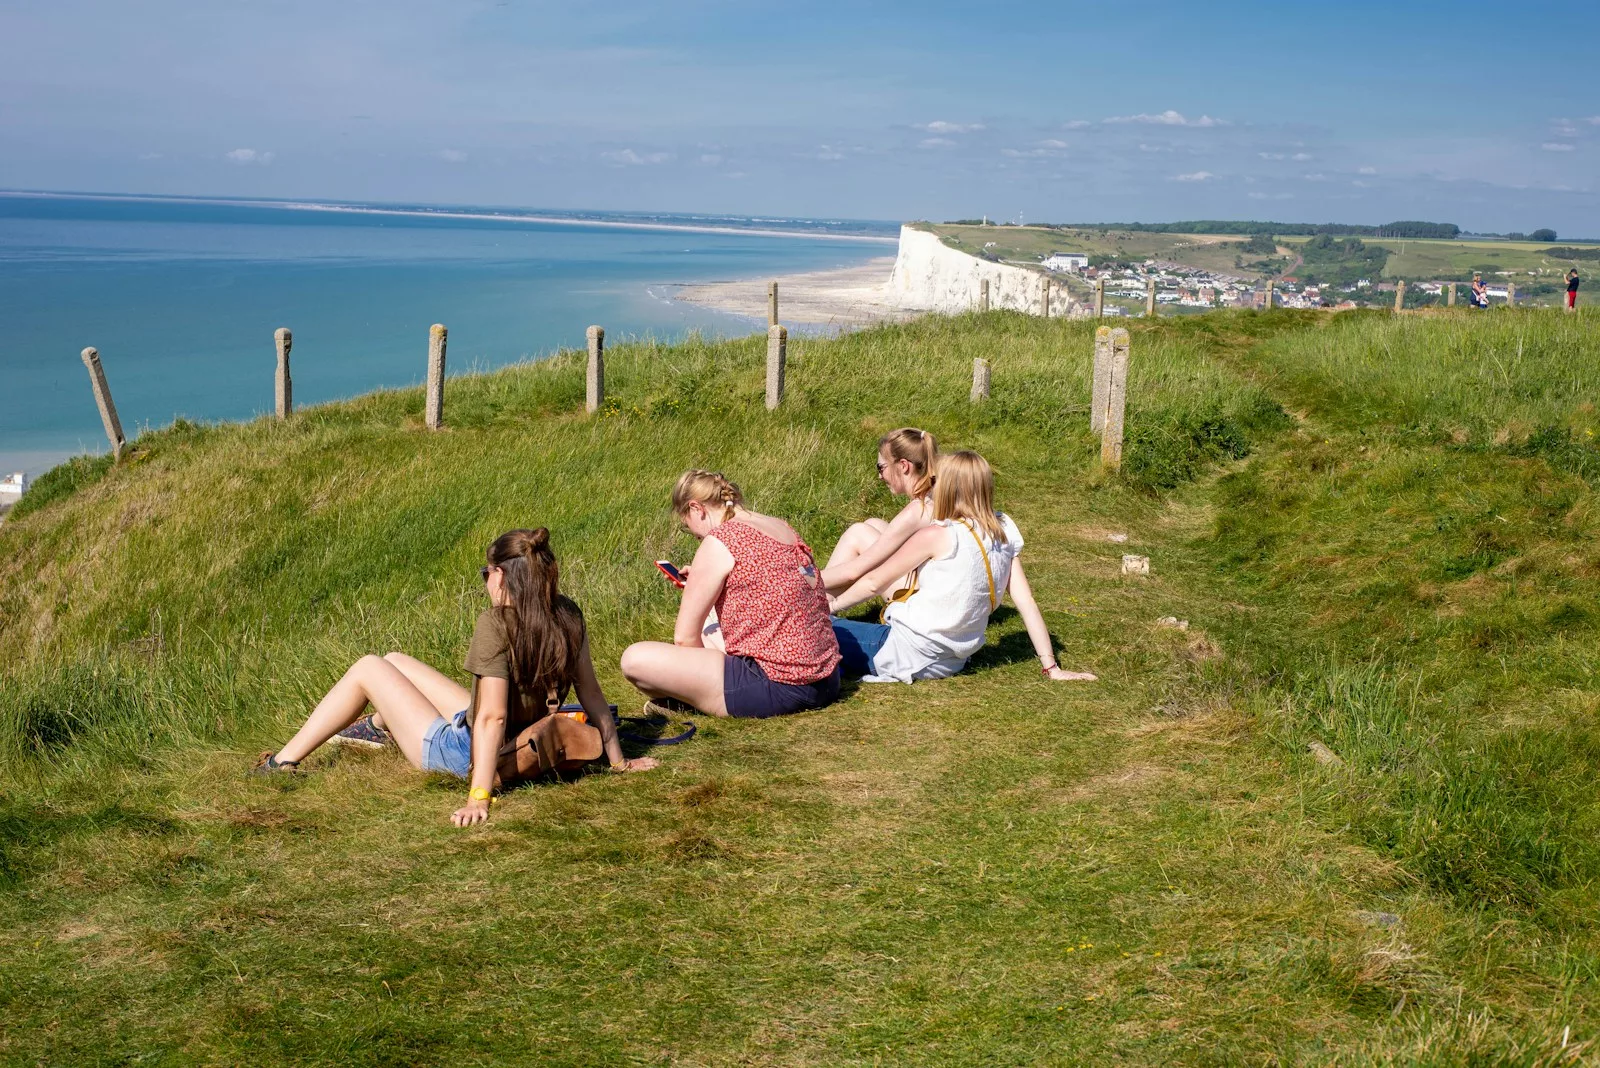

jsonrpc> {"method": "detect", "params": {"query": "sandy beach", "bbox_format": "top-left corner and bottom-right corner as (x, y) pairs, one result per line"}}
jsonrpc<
(671, 256), (914, 330)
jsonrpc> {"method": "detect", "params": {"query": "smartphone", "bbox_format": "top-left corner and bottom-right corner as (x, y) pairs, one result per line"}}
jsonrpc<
(655, 560), (686, 588)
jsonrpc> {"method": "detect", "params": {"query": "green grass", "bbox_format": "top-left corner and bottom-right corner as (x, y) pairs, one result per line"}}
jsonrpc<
(3, 309), (1599, 1063)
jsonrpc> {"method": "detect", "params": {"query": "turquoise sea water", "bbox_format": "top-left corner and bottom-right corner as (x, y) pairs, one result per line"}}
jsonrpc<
(0, 194), (896, 479)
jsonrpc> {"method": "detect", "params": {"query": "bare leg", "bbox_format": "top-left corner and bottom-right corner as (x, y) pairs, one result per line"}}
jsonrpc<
(824, 518), (890, 570)
(374, 652), (470, 729)
(701, 607), (726, 653)
(276, 655), (445, 767)
(619, 641), (728, 717)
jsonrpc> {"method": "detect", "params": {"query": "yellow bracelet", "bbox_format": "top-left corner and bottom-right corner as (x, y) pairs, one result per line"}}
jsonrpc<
(469, 787), (492, 802)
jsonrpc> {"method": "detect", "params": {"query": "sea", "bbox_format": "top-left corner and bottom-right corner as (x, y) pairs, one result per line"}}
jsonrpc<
(0, 193), (898, 480)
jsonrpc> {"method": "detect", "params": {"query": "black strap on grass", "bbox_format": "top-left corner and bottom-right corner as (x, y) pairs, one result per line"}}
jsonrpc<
(557, 704), (698, 747)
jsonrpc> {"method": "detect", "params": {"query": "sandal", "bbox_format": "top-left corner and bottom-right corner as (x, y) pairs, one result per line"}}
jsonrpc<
(252, 751), (300, 775)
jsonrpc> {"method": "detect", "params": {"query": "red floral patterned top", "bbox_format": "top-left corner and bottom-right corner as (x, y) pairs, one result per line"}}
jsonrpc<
(710, 520), (841, 685)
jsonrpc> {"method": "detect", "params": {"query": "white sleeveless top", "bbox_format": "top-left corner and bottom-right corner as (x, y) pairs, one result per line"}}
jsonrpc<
(865, 513), (1024, 683)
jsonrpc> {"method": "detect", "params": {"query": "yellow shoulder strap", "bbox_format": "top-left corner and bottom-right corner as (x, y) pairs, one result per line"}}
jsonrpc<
(958, 520), (998, 612)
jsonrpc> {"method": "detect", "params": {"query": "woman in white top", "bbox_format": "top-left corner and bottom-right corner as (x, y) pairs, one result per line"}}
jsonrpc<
(821, 428), (939, 594)
(828, 450), (1096, 684)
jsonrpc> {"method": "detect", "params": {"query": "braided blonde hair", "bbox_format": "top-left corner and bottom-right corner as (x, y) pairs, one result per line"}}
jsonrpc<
(671, 470), (744, 522)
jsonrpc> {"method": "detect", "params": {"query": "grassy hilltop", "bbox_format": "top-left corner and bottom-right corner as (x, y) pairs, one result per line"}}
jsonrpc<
(3, 309), (1600, 1064)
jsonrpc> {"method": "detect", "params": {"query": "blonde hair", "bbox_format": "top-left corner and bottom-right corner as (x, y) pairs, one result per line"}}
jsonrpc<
(932, 451), (1004, 543)
(671, 469), (744, 522)
(879, 427), (938, 498)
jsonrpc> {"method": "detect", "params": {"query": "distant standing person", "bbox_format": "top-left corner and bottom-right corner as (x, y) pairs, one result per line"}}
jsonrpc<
(1470, 273), (1490, 310)
(1568, 268), (1581, 311)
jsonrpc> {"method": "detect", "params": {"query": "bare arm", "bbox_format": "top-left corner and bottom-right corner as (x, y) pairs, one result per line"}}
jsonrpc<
(673, 536), (734, 647)
(575, 636), (657, 773)
(821, 498), (928, 591)
(1007, 557), (1097, 682)
(454, 676), (509, 826)
(830, 525), (949, 615)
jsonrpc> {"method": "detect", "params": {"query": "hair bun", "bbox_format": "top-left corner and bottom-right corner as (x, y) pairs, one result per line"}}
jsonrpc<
(528, 527), (550, 551)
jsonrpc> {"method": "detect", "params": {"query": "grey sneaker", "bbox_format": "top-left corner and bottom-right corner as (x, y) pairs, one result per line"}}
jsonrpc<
(330, 715), (392, 750)
(252, 751), (300, 775)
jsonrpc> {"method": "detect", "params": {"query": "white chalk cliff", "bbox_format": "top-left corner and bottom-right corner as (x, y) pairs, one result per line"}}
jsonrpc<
(887, 225), (1085, 317)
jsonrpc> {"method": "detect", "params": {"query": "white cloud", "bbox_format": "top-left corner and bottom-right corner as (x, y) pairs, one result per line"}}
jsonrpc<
(1586, 116), (1600, 125)
(1249, 192), (1294, 200)
(919, 137), (956, 148)
(1258, 152), (1286, 160)
(1139, 143), (1166, 153)
(813, 145), (845, 161)
(1358, 165), (1378, 175)
(698, 153), (723, 166)
(1302, 172), (1329, 182)
(1037, 139), (1068, 149)
(438, 149), (467, 163)
(1106, 110), (1226, 127)
(602, 148), (671, 165)
(918, 121), (984, 134)
(225, 148), (273, 165)
(1173, 170), (1214, 182)
(1061, 120), (1092, 130)
(1001, 142), (1068, 158)
(138, 152), (163, 161)
(1542, 142), (1576, 152)
(1292, 152), (1313, 161)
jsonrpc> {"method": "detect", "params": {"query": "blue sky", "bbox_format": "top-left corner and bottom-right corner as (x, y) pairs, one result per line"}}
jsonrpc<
(3, 1), (1597, 233)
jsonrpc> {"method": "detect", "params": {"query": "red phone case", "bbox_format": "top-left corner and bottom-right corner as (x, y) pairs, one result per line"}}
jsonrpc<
(655, 560), (686, 588)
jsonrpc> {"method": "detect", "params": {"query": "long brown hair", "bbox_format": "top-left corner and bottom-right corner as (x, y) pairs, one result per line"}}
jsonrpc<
(932, 451), (1005, 543)
(486, 528), (585, 705)
(671, 470), (744, 522)
(880, 427), (938, 498)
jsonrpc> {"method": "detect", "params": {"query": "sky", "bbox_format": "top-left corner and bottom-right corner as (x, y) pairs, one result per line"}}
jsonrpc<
(2, 1), (1597, 234)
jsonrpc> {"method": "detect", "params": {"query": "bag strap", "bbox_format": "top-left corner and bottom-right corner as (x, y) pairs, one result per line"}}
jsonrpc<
(957, 519), (999, 612)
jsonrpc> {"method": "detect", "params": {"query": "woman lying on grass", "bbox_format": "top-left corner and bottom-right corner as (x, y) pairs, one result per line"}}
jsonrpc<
(829, 451), (1097, 684)
(255, 528), (657, 824)
(621, 470), (842, 719)
(821, 427), (940, 594)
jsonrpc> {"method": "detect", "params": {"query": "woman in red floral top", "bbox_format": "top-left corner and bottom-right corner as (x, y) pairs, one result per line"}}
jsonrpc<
(621, 470), (841, 718)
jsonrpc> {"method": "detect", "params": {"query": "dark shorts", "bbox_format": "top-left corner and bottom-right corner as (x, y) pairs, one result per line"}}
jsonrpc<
(831, 618), (892, 678)
(723, 655), (841, 719)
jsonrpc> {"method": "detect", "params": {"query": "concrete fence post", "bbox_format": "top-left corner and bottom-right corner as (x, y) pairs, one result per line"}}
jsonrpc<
(1394, 281), (1406, 313)
(80, 347), (126, 461)
(1506, 282), (1517, 307)
(765, 325), (787, 410)
(1146, 278), (1157, 317)
(425, 324), (447, 430)
(1094, 277), (1105, 318)
(979, 278), (990, 312)
(585, 325), (605, 414)
(274, 327), (293, 419)
(1090, 325), (1113, 435)
(971, 358), (991, 403)
(1447, 282), (1457, 307)
(1100, 328), (1132, 471)
(768, 282), (779, 327)
(1040, 277), (1051, 318)
(1264, 280), (1275, 310)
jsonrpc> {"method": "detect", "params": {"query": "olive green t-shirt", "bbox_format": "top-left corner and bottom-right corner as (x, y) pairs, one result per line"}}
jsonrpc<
(462, 607), (580, 730)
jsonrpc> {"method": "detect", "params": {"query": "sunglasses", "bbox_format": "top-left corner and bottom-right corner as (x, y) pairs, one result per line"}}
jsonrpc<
(876, 460), (889, 474)
(480, 565), (496, 582)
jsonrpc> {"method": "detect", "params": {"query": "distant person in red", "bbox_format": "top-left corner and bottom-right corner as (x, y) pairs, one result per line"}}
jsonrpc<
(1569, 268), (1581, 311)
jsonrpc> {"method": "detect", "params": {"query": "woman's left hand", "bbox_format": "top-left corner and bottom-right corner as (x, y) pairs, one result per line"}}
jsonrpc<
(451, 798), (491, 827)
(1044, 666), (1098, 682)
(612, 757), (660, 773)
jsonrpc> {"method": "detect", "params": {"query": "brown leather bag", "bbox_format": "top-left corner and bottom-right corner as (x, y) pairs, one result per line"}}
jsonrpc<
(493, 714), (603, 790)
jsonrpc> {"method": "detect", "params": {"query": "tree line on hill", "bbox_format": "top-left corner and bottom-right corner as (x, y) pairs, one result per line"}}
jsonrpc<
(945, 220), (1578, 243)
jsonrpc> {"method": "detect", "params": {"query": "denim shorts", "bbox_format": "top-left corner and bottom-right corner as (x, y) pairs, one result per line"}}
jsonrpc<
(421, 709), (472, 778)
(831, 618), (892, 679)
(723, 656), (841, 719)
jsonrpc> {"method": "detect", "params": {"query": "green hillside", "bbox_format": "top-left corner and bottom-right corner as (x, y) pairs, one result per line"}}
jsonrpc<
(3, 309), (1599, 1064)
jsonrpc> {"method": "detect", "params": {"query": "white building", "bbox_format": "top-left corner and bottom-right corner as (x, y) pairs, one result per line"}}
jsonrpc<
(0, 472), (27, 500)
(1042, 252), (1088, 272)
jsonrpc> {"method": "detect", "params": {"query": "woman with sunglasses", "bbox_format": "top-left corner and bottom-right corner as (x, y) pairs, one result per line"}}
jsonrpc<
(255, 528), (656, 824)
(821, 427), (940, 594)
